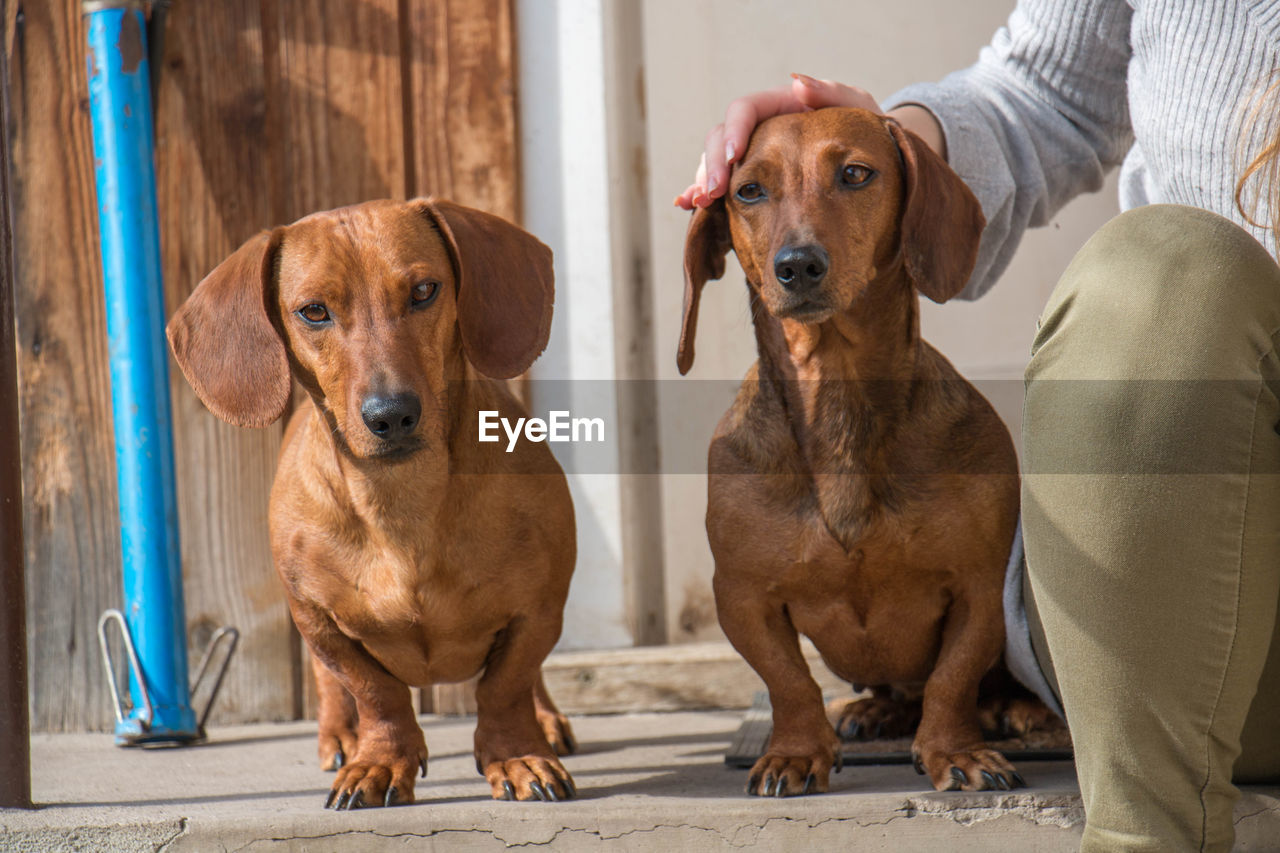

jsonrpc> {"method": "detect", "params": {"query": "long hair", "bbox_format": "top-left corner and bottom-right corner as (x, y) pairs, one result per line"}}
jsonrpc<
(1237, 74), (1280, 252)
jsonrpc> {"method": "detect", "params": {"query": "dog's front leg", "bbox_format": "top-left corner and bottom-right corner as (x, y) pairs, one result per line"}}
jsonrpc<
(292, 600), (427, 809)
(313, 655), (359, 771)
(719, 591), (841, 796)
(473, 618), (576, 802)
(533, 673), (577, 756)
(913, 593), (1024, 792)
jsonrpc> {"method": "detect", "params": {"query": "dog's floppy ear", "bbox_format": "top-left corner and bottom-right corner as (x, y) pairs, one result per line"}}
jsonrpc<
(885, 119), (985, 303)
(678, 198), (731, 375)
(416, 199), (554, 379)
(166, 229), (291, 428)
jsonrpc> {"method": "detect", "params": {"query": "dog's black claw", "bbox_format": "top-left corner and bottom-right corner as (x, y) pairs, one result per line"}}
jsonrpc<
(531, 781), (548, 802)
(1012, 772), (1027, 789)
(981, 770), (998, 789)
(347, 790), (365, 811)
(845, 720), (861, 740)
(420, 758), (428, 779)
(996, 773), (1012, 791)
(950, 767), (969, 787)
(333, 749), (345, 770)
(835, 749), (844, 773)
(384, 786), (398, 807)
(803, 773), (815, 795)
(325, 789), (338, 809)
(912, 753), (925, 775)
(763, 774), (776, 796)
(475, 757), (483, 775)
(553, 772), (576, 800)
(334, 790), (351, 810)
(871, 722), (883, 740)
(564, 732), (578, 755)
(502, 780), (515, 801)
(746, 773), (761, 795)
(546, 782), (560, 802)
(775, 777), (788, 798)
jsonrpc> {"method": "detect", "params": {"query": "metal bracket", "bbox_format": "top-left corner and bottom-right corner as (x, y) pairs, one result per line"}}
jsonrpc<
(98, 609), (240, 744)
(189, 625), (240, 737)
(97, 608), (154, 732)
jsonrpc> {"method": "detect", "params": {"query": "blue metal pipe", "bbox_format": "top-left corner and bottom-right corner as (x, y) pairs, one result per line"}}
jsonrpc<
(84, 1), (197, 744)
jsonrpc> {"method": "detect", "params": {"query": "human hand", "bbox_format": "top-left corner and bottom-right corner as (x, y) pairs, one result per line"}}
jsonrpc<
(674, 74), (881, 210)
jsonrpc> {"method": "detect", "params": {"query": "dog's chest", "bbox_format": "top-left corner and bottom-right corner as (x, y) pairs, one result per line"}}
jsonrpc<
(330, 544), (496, 629)
(779, 532), (954, 683)
(300, 538), (506, 681)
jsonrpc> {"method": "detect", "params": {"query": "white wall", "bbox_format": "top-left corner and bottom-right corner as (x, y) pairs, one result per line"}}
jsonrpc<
(518, 0), (632, 649)
(517, 0), (666, 649)
(640, 0), (1121, 642)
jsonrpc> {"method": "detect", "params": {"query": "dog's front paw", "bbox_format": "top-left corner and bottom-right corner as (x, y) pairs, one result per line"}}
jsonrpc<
(913, 745), (1025, 792)
(745, 747), (842, 798)
(978, 694), (1066, 738)
(482, 755), (576, 802)
(325, 750), (427, 810)
(318, 727), (359, 772)
(537, 707), (577, 756)
(830, 692), (921, 741)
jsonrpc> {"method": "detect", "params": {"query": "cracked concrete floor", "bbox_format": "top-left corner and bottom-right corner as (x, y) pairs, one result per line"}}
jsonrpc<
(5, 711), (1279, 851)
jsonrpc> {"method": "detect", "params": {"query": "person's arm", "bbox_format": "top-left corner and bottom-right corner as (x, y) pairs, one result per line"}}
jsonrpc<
(883, 0), (1134, 298)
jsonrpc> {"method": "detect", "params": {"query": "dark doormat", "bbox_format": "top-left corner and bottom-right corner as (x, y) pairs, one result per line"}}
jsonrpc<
(726, 693), (1074, 768)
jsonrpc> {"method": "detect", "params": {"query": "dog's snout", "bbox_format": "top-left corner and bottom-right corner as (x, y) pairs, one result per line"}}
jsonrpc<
(773, 245), (829, 292)
(361, 392), (422, 441)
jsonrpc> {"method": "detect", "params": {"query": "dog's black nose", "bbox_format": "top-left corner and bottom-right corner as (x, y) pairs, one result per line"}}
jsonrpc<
(774, 244), (829, 292)
(361, 392), (422, 440)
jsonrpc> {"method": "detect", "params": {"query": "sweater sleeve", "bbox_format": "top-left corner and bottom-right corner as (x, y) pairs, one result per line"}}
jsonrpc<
(883, 0), (1135, 300)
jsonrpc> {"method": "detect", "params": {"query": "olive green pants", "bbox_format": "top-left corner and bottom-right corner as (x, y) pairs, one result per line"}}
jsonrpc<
(1022, 205), (1280, 852)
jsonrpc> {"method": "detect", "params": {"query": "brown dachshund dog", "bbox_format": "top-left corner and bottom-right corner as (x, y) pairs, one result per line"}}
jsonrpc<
(680, 108), (1026, 796)
(168, 199), (577, 809)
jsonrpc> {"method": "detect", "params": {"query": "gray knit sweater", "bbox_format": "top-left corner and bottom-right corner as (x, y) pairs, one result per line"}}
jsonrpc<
(884, 1), (1279, 716)
(886, 0), (1280, 300)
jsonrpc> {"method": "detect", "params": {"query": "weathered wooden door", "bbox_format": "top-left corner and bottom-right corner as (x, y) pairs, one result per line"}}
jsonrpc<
(8, 0), (520, 731)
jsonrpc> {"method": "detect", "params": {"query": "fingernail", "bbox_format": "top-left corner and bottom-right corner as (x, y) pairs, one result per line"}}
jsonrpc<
(791, 72), (817, 86)
(725, 141), (736, 164)
(707, 175), (719, 194)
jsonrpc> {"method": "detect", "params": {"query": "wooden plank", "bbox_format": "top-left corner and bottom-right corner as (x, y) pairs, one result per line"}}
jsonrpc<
(541, 641), (849, 716)
(154, 0), (297, 725)
(402, 0), (519, 216)
(0, 0), (33, 804)
(262, 0), (407, 224)
(9, 0), (121, 732)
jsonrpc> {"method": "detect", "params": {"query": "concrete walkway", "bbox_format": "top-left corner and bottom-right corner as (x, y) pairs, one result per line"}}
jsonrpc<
(5, 711), (1279, 851)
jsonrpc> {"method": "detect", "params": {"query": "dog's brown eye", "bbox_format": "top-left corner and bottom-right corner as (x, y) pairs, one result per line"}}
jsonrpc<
(298, 303), (330, 324)
(411, 280), (440, 309)
(734, 182), (766, 203)
(841, 165), (876, 188)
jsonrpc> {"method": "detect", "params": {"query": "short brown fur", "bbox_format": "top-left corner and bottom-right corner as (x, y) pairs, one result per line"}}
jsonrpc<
(680, 108), (1026, 795)
(169, 199), (577, 808)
